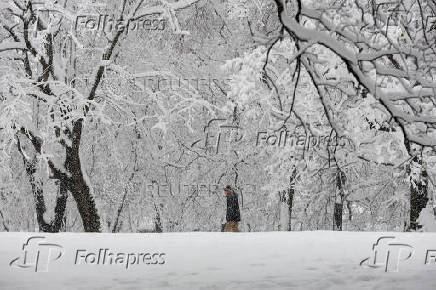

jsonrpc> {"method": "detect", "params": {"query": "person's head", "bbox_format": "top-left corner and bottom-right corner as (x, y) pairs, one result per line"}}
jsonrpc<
(224, 185), (232, 195)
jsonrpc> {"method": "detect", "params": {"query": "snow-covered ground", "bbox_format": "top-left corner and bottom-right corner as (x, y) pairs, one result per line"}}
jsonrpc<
(1, 231), (436, 289)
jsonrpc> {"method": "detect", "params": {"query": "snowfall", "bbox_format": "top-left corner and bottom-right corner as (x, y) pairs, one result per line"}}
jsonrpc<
(1, 225), (436, 290)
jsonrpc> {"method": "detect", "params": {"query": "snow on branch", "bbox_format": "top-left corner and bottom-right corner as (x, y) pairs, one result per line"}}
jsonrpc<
(0, 41), (26, 53)
(134, 0), (200, 19)
(274, 0), (436, 148)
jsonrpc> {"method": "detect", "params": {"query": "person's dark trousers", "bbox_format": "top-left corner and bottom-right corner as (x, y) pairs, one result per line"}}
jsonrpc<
(224, 221), (239, 232)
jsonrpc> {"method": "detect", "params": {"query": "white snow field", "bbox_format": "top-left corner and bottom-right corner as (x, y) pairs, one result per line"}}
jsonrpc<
(1, 231), (436, 289)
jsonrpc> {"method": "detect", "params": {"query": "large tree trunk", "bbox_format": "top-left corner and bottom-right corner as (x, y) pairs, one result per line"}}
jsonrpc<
(64, 120), (101, 232)
(65, 146), (101, 232)
(51, 180), (68, 232)
(19, 129), (100, 232)
(25, 159), (68, 232)
(17, 138), (68, 233)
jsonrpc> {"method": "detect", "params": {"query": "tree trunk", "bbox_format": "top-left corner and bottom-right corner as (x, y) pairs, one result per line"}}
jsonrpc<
(50, 180), (68, 232)
(333, 169), (346, 231)
(0, 209), (9, 231)
(17, 137), (68, 233)
(65, 120), (101, 232)
(65, 145), (101, 232)
(67, 175), (100, 232)
(408, 160), (429, 230)
(154, 203), (163, 233)
(287, 187), (294, 231)
(112, 185), (130, 233)
(287, 169), (296, 231)
(26, 160), (68, 233)
(333, 202), (343, 231)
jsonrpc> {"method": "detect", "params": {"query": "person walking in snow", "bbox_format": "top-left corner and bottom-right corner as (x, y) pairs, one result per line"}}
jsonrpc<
(223, 185), (241, 232)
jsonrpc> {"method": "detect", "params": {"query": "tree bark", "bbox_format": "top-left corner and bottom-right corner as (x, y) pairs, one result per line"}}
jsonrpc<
(287, 169), (296, 231)
(17, 137), (67, 233)
(408, 158), (429, 231)
(25, 159), (68, 232)
(333, 202), (343, 231)
(333, 169), (346, 231)
(0, 209), (9, 231)
(63, 120), (101, 232)
(154, 203), (163, 233)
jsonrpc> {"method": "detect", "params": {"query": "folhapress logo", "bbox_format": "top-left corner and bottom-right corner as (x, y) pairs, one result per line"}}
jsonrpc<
(200, 118), (243, 154)
(9, 236), (64, 272)
(360, 236), (413, 272)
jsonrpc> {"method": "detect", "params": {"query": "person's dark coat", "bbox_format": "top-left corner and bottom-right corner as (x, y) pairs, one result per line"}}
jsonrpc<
(226, 190), (241, 222)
